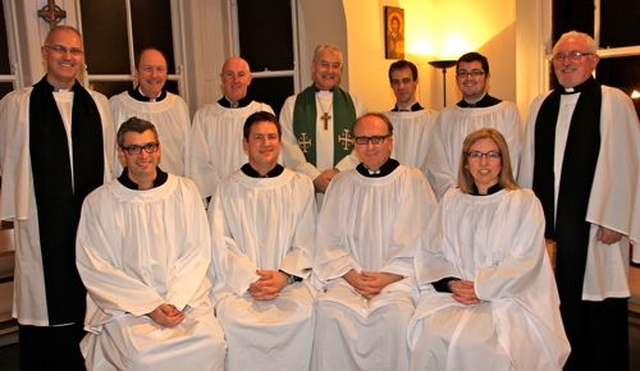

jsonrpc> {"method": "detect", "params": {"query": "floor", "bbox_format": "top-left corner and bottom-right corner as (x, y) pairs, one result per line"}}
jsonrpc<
(0, 314), (638, 371)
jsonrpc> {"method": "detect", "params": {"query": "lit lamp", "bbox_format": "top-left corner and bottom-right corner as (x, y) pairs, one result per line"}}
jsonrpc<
(429, 60), (457, 106)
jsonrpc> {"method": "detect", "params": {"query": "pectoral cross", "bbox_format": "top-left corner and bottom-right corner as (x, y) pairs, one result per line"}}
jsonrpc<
(38, 0), (67, 28)
(321, 112), (331, 130)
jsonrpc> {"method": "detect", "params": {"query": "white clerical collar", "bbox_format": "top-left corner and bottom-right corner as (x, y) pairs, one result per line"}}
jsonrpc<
(397, 101), (416, 111)
(138, 88), (161, 102)
(463, 92), (487, 106)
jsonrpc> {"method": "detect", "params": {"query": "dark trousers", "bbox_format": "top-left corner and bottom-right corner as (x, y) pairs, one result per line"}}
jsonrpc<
(563, 298), (629, 371)
(19, 323), (86, 371)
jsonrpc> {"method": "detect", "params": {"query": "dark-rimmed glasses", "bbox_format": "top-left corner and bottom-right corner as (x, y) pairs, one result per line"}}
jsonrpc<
(456, 70), (485, 78)
(121, 142), (159, 155)
(354, 134), (392, 145)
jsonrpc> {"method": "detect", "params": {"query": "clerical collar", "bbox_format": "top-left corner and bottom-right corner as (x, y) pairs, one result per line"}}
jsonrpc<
(457, 93), (501, 108)
(561, 76), (597, 95)
(391, 102), (424, 112)
(128, 88), (167, 102)
(217, 95), (252, 108)
(470, 182), (503, 196)
(241, 163), (284, 178)
(118, 167), (168, 190)
(356, 159), (400, 178)
(45, 78), (76, 92)
(313, 85), (336, 92)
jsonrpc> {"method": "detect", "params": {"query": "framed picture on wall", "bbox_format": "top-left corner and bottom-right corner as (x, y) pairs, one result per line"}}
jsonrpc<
(384, 6), (404, 59)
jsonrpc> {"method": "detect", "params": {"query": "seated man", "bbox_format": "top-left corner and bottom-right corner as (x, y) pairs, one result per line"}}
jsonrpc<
(312, 113), (437, 371)
(209, 111), (317, 371)
(76, 117), (226, 371)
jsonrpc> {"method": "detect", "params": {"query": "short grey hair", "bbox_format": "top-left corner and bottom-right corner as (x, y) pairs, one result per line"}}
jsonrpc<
(553, 31), (597, 54)
(313, 44), (343, 66)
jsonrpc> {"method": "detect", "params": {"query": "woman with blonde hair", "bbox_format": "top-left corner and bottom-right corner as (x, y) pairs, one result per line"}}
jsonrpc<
(408, 128), (570, 371)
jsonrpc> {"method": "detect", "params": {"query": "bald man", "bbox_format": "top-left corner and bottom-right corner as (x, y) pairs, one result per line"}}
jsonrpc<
(188, 57), (274, 202)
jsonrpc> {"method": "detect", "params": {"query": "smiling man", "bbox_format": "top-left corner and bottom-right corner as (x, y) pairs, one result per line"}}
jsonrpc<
(188, 57), (273, 204)
(424, 52), (523, 200)
(76, 117), (226, 371)
(519, 30), (640, 371)
(208, 111), (316, 371)
(0, 25), (114, 371)
(384, 60), (438, 170)
(312, 112), (436, 371)
(110, 48), (191, 176)
(280, 44), (367, 198)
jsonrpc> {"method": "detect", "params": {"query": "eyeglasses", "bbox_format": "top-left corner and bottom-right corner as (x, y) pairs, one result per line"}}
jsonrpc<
(552, 51), (594, 63)
(45, 44), (84, 56)
(456, 70), (485, 78)
(354, 134), (392, 145)
(121, 142), (159, 155)
(467, 150), (501, 160)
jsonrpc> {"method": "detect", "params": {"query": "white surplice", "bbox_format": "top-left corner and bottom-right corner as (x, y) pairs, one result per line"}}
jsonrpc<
(519, 85), (640, 298)
(188, 101), (274, 199)
(384, 109), (438, 169)
(209, 168), (317, 371)
(110, 91), (191, 176)
(425, 102), (523, 199)
(312, 165), (437, 371)
(408, 188), (570, 371)
(0, 87), (114, 326)
(76, 175), (225, 371)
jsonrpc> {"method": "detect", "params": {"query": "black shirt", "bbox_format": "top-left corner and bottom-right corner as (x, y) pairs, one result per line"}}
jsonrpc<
(457, 93), (501, 108)
(118, 167), (168, 190)
(128, 88), (167, 102)
(217, 96), (253, 108)
(240, 163), (285, 178)
(356, 159), (400, 178)
(391, 102), (424, 112)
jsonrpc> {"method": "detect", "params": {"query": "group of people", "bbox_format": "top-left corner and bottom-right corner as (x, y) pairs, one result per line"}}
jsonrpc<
(0, 24), (638, 371)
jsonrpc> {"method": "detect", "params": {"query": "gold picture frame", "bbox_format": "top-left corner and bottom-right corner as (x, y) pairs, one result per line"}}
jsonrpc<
(384, 6), (405, 59)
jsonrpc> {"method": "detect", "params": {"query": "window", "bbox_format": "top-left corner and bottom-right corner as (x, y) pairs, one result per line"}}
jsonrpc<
(552, 0), (640, 115)
(0, 0), (21, 99)
(231, 0), (299, 114)
(78, 0), (184, 99)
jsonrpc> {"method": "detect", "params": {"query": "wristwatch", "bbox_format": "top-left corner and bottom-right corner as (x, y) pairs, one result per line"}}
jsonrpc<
(279, 270), (302, 285)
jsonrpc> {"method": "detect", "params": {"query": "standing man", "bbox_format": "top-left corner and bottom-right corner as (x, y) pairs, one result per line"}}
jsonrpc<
(76, 117), (226, 371)
(280, 44), (367, 195)
(384, 60), (438, 169)
(188, 56), (273, 203)
(0, 26), (114, 370)
(110, 47), (190, 176)
(209, 111), (316, 371)
(425, 52), (523, 199)
(519, 31), (640, 371)
(312, 113), (436, 371)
